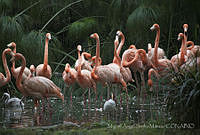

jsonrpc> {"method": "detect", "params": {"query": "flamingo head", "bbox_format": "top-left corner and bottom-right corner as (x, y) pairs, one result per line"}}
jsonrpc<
(129, 45), (136, 49)
(77, 45), (82, 52)
(30, 65), (35, 73)
(148, 43), (152, 51)
(46, 33), (51, 40)
(7, 42), (16, 48)
(116, 30), (122, 36)
(65, 63), (71, 73)
(177, 33), (184, 41)
(150, 23), (159, 31)
(183, 24), (188, 32)
(90, 33), (99, 39)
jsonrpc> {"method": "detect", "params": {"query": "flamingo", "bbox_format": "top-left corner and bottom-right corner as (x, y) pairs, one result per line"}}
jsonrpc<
(0, 48), (12, 87)
(114, 31), (133, 83)
(149, 24), (167, 64)
(36, 33), (52, 79)
(1, 92), (24, 109)
(76, 45), (97, 106)
(10, 52), (64, 110)
(90, 33), (127, 90)
(7, 42), (31, 82)
(29, 65), (36, 78)
(75, 46), (92, 71)
(148, 68), (160, 92)
(150, 24), (176, 73)
(62, 63), (77, 106)
(171, 33), (188, 67)
(121, 45), (140, 92)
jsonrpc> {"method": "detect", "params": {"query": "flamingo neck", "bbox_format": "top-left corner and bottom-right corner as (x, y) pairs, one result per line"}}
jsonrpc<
(186, 41), (194, 50)
(77, 52), (82, 76)
(95, 35), (100, 69)
(153, 28), (160, 66)
(116, 33), (125, 56)
(11, 46), (16, 73)
(2, 49), (11, 84)
(16, 53), (26, 95)
(122, 49), (144, 67)
(92, 35), (100, 80)
(43, 38), (49, 70)
(113, 39), (121, 66)
(184, 30), (187, 56)
(180, 35), (186, 66)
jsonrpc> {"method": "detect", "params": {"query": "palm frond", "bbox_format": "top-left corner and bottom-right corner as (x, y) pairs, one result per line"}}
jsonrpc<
(67, 17), (98, 44)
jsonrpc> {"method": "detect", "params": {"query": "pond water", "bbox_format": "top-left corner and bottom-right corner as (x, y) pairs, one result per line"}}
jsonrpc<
(0, 88), (166, 129)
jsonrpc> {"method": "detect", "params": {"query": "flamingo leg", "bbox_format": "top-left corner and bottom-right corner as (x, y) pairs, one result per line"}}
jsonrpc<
(140, 71), (146, 123)
(134, 72), (140, 103)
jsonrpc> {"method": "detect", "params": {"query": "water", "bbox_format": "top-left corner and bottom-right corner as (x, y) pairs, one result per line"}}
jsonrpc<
(0, 91), (166, 128)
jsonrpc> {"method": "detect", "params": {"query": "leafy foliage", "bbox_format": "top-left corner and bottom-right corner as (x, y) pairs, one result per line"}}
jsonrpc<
(166, 65), (200, 128)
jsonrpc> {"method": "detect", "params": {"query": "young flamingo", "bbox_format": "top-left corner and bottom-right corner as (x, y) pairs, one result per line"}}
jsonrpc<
(10, 52), (64, 110)
(7, 42), (31, 82)
(0, 48), (12, 87)
(36, 33), (52, 79)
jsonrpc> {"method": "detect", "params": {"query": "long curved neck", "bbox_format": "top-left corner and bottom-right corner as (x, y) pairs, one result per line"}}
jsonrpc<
(184, 30), (187, 56)
(43, 37), (49, 70)
(2, 49), (11, 84)
(122, 49), (145, 67)
(113, 39), (121, 66)
(116, 33), (125, 56)
(16, 54), (26, 94)
(153, 28), (160, 66)
(12, 45), (16, 71)
(186, 41), (194, 50)
(77, 52), (82, 76)
(94, 35), (100, 69)
(180, 35), (186, 65)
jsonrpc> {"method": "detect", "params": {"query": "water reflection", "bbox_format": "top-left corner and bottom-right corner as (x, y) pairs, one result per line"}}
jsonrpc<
(0, 95), (166, 128)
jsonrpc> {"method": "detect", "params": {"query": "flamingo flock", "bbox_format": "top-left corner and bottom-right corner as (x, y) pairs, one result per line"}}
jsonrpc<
(0, 23), (200, 114)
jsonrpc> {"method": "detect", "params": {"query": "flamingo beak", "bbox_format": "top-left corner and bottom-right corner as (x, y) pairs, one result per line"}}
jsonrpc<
(150, 25), (155, 31)
(116, 31), (120, 36)
(48, 34), (52, 40)
(177, 35), (181, 40)
(90, 34), (94, 38)
(184, 27), (188, 32)
(7, 43), (12, 47)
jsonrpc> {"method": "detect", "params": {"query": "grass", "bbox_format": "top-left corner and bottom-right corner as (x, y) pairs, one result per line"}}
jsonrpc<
(0, 125), (199, 135)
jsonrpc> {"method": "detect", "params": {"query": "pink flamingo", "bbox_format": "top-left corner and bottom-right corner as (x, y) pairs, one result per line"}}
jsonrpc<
(76, 45), (97, 109)
(171, 33), (188, 67)
(75, 46), (93, 71)
(7, 42), (31, 82)
(0, 48), (12, 87)
(150, 24), (168, 66)
(150, 24), (176, 73)
(28, 65), (36, 78)
(36, 33), (52, 79)
(90, 33), (127, 90)
(10, 52), (64, 110)
(62, 63), (77, 106)
(114, 31), (133, 83)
